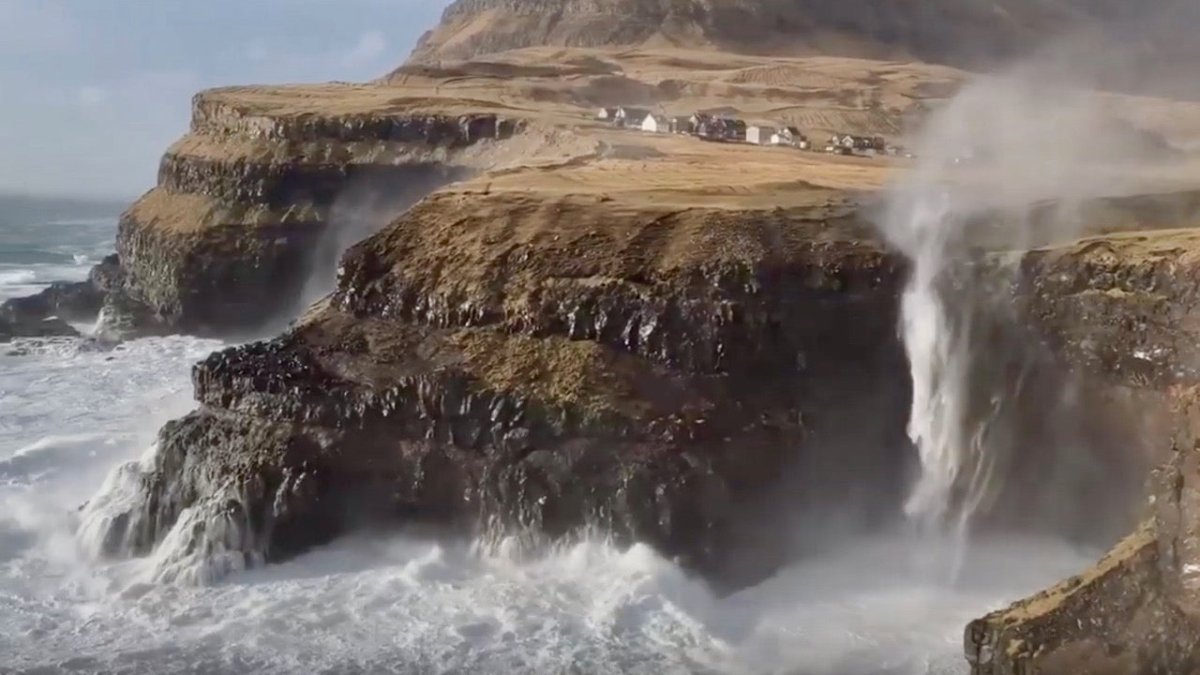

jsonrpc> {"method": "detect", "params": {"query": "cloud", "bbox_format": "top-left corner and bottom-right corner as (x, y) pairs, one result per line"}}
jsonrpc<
(77, 85), (109, 108)
(340, 31), (387, 67)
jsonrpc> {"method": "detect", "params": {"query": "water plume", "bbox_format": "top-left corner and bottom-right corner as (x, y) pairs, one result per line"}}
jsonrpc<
(879, 69), (1176, 547)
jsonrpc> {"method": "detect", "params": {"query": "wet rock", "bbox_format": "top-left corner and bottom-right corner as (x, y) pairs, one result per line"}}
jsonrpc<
(0, 314), (80, 342)
(0, 253), (119, 333)
(965, 231), (1200, 674)
(88, 192), (916, 584)
(92, 289), (170, 342)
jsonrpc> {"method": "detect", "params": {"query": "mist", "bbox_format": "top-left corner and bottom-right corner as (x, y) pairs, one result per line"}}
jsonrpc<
(877, 11), (1200, 554)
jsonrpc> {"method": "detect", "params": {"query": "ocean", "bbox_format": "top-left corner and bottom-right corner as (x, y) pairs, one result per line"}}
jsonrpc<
(0, 217), (114, 303)
(0, 212), (1095, 674)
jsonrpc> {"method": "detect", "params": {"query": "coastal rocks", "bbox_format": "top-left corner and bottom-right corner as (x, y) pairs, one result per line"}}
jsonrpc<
(965, 522), (1190, 675)
(0, 254), (122, 341)
(0, 314), (79, 342)
(966, 230), (1200, 674)
(966, 447), (1200, 675)
(86, 192), (915, 583)
(88, 185), (1166, 586)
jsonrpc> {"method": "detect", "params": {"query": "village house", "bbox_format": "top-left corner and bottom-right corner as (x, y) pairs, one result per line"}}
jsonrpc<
(695, 119), (720, 140)
(746, 125), (775, 145)
(641, 114), (670, 133)
(670, 116), (694, 134)
(691, 115), (749, 142)
(696, 116), (728, 140)
(830, 134), (854, 150)
(595, 107), (617, 122)
(830, 133), (887, 153)
(614, 107), (650, 128)
(770, 126), (807, 148)
(728, 119), (748, 142)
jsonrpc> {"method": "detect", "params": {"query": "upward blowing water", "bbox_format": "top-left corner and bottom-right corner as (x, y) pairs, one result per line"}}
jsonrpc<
(885, 185), (998, 545)
(881, 69), (1128, 552)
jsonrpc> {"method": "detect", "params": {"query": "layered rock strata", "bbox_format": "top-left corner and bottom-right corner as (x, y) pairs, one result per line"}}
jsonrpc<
(89, 186), (1169, 586)
(90, 190), (919, 582)
(103, 86), (526, 336)
(968, 229), (1200, 675)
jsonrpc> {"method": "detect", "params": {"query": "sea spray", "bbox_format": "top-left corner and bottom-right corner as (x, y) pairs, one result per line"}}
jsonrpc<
(890, 191), (977, 535)
(882, 180), (1004, 570)
(881, 72), (1137, 551)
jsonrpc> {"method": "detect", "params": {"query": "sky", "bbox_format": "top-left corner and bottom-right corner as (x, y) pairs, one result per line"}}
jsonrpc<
(0, 0), (454, 199)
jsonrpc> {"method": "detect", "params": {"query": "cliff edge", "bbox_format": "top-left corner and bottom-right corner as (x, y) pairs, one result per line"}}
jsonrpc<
(968, 230), (1200, 674)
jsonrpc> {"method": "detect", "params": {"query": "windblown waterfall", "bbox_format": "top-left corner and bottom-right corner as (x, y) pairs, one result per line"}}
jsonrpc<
(882, 72), (1128, 548)
(889, 190), (993, 538)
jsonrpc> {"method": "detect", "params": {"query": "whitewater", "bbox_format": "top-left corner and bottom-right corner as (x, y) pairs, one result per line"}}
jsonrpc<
(0, 219), (1098, 674)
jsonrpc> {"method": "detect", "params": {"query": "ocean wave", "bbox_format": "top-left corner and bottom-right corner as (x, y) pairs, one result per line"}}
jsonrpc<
(0, 268), (36, 286)
(0, 262), (95, 300)
(0, 433), (111, 473)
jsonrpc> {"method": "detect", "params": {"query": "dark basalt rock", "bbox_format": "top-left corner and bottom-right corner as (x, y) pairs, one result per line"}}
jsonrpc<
(966, 231), (1200, 675)
(89, 194), (918, 584)
(0, 314), (80, 342)
(0, 254), (122, 341)
(91, 191), (1149, 587)
(100, 314), (830, 580)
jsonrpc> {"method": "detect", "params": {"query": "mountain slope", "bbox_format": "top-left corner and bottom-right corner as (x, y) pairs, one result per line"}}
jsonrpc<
(410, 0), (1197, 91)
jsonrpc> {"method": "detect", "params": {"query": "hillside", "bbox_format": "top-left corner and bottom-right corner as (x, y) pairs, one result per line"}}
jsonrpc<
(411, 0), (1200, 96)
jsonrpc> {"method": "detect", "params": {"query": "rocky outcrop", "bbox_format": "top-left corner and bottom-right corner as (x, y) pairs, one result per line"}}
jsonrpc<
(99, 85), (528, 337)
(87, 185), (1167, 585)
(967, 229), (1200, 674)
(0, 254), (121, 341)
(0, 314), (79, 342)
(88, 190), (923, 583)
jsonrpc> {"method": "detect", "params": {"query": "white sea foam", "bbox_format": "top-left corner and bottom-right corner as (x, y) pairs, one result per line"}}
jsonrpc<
(0, 263), (93, 301)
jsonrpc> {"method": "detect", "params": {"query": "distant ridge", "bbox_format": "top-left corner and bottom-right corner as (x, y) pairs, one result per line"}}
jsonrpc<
(410, 0), (1200, 95)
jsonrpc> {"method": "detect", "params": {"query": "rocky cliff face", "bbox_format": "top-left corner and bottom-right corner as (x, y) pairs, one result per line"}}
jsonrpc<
(104, 87), (526, 337)
(40, 45), (975, 341)
(87, 190), (921, 583)
(967, 229), (1200, 674)
(84, 179), (1174, 588)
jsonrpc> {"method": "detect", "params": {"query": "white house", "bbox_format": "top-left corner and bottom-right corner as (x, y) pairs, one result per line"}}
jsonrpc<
(769, 126), (805, 147)
(641, 114), (669, 133)
(596, 107), (617, 121)
(615, 107), (650, 128)
(746, 125), (774, 145)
